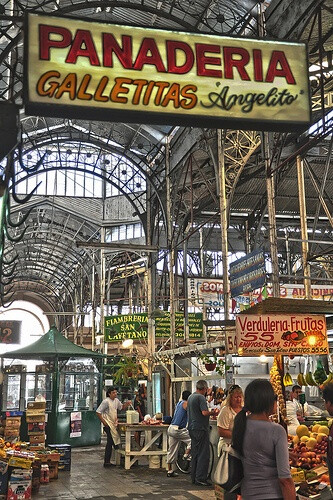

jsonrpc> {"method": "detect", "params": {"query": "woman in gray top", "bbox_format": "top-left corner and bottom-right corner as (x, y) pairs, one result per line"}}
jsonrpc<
(232, 379), (296, 500)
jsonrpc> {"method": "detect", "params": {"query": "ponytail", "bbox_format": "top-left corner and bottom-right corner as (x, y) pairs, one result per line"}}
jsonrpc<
(231, 407), (247, 455)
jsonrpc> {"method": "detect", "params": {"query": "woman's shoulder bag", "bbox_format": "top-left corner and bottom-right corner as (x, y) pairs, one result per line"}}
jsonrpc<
(213, 443), (243, 493)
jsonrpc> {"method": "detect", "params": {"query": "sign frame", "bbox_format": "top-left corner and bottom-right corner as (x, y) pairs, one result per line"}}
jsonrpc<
(235, 313), (328, 356)
(24, 13), (311, 132)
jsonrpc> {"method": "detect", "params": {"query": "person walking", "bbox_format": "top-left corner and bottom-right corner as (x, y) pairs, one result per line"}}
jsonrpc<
(187, 379), (216, 486)
(96, 386), (131, 467)
(166, 390), (192, 477)
(232, 379), (296, 500)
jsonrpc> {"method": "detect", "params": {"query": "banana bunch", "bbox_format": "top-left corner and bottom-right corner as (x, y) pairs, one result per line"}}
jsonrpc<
(297, 373), (307, 387)
(283, 372), (293, 387)
(305, 372), (317, 386)
(270, 357), (288, 424)
(322, 372), (333, 386)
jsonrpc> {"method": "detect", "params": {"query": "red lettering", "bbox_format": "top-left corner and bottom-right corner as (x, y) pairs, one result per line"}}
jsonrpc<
(103, 34), (133, 69)
(65, 29), (100, 66)
(39, 24), (72, 60)
(196, 44), (222, 77)
(223, 47), (250, 80)
(253, 49), (263, 82)
(265, 50), (296, 84)
(166, 40), (194, 74)
(133, 38), (166, 72)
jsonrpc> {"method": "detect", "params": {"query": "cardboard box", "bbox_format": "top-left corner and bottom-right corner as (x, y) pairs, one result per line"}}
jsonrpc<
(29, 435), (45, 444)
(27, 423), (45, 434)
(291, 469), (306, 483)
(7, 457), (32, 470)
(5, 419), (21, 428)
(7, 480), (31, 500)
(25, 410), (45, 417)
(26, 402), (46, 410)
(25, 415), (45, 423)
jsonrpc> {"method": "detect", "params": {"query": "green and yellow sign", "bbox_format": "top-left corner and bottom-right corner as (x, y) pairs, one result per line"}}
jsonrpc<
(104, 312), (203, 342)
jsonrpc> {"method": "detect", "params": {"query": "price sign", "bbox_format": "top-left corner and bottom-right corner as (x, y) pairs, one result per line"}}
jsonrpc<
(226, 329), (238, 354)
(236, 313), (328, 355)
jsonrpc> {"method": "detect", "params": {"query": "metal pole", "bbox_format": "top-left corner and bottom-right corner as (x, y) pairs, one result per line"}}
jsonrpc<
(296, 156), (311, 299)
(263, 133), (280, 297)
(217, 129), (230, 320)
(91, 253), (96, 350)
(199, 227), (207, 342)
(183, 233), (189, 343)
(146, 181), (155, 382)
(165, 136), (176, 349)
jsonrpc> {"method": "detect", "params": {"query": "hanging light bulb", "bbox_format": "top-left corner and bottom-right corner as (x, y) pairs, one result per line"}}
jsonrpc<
(122, 338), (133, 348)
(259, 354), (268, 363)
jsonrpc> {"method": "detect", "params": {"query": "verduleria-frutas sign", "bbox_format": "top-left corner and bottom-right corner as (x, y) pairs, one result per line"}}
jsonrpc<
(104, 312), (203, 342)
(24, 13), (310, 131)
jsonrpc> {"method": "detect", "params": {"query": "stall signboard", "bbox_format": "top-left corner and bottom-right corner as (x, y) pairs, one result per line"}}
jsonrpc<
(230, 250), (266, 297)
(0, 321), (21, 344)
(24, 13), (310, 132)
(188, 277), (224, 308)
(236, 313), (328, 356)
(104, 312), (203, 342)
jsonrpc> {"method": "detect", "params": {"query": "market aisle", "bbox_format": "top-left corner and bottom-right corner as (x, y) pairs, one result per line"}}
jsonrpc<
(33, 443), (215, 499)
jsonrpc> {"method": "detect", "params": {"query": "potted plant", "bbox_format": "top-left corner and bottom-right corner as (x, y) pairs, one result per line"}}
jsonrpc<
(199, 354), (226, 375)
(113, 357), (141, 385)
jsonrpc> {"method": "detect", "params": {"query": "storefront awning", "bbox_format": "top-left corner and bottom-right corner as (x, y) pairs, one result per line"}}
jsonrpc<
(0, 325), (105, 360)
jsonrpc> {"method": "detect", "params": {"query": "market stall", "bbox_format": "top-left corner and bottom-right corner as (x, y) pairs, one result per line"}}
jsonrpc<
(0, 325), (104, 447)
(233, 298), (333, 499)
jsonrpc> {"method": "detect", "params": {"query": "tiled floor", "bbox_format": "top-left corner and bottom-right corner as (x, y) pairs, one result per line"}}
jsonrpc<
(33, 443), (215, 500)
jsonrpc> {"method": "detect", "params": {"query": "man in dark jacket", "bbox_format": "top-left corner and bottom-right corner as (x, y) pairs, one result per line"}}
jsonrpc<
(323, 383), (333, 489)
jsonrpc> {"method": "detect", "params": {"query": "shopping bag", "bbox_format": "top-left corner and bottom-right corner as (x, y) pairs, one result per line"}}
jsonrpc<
(213, 444), (243, 493)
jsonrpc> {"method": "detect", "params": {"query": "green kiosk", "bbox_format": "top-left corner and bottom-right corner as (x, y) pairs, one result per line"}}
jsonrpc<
(1, 325), (104, 447)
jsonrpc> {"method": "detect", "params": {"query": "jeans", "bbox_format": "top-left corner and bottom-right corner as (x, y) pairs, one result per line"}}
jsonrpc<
(189, 429), (210, 483)
(103, 426), (118, 464)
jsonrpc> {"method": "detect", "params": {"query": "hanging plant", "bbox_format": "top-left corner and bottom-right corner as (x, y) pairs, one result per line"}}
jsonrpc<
(199, 354), (227, 376)
(113, 356), (142, 385)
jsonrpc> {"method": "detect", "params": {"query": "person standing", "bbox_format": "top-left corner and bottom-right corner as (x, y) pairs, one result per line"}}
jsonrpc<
(166, 390), (191, 477)
(232, 379), (296, 500)
(187, 379), (216, 486)
(322, 383), (333, 490)
(96, 386), (131, 467)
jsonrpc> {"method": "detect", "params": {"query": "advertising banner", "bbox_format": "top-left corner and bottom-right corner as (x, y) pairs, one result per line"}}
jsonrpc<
(230, 250), (266, 297)
(104, 312), (203, 342)
(236, 314), (328, 356)
(188, 277), (224, 308)
(24, 13), (310, 131)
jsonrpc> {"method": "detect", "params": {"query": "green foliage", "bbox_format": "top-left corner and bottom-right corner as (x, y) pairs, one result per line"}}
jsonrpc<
(198, 353), (226, 376)
(113, 356), (141, 385)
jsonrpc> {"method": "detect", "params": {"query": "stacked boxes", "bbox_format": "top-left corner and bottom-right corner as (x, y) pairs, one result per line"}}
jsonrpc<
(7, 469), (32, 500)
(26, 402), (46, 450)
(4, 417), (21, 444)
(48, 445), (71, 471)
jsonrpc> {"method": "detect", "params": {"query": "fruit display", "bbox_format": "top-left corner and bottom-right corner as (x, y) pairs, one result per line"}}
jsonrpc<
(270, 356), (288, 424)
(292, 424), (329, 471)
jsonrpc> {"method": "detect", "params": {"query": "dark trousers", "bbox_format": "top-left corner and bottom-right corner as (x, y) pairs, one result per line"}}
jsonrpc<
(103, 426), (118, 464)
(328, 458), (333, 490)
(189, 429), (210, 483)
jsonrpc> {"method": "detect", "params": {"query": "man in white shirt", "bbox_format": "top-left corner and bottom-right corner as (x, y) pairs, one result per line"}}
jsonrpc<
(96, 386), (131, 467)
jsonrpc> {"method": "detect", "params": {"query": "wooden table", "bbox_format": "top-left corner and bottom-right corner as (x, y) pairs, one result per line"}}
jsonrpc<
(115, 423), (168, 470)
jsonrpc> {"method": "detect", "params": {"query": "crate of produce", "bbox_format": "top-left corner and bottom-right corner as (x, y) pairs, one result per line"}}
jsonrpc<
(48, 444), (71, 461)
(7, 457), (33, 469)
